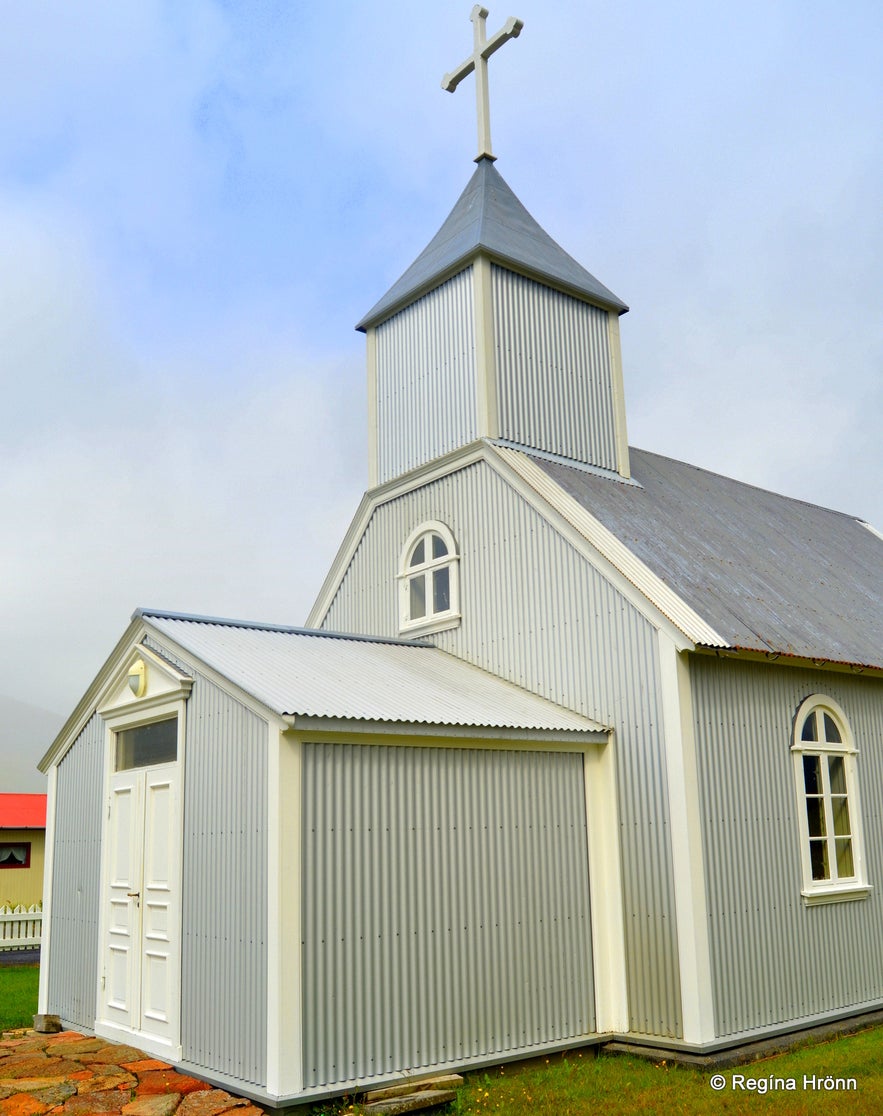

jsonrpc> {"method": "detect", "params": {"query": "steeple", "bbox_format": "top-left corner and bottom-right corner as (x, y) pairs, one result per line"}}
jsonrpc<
(359, 10), (631, 489)
(357, 159), (626, 331)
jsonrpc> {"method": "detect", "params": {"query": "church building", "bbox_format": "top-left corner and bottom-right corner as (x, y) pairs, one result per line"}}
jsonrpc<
(37, 9), (883, 1110)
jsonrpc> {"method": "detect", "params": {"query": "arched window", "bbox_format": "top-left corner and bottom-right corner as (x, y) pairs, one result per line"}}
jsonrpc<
(791, 696), (870, 905)
(399, 521), (460, 635)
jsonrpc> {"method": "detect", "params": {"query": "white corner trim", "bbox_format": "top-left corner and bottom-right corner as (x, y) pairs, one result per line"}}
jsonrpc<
(473, 255), (499, 439)
(366, 327), (379, 489)
(657, 634), (716, 1044)
(37, 765), (58, 1015)
(584, 740), (629, 1033)
(491, 444), (728, 649)
(265, 722), (282, 1095)
(606, 311), (631, 480)
(266, 728), (303, 1096)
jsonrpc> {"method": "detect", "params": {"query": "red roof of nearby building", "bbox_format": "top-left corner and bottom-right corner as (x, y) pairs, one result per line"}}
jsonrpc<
(0, 793), (47, 829)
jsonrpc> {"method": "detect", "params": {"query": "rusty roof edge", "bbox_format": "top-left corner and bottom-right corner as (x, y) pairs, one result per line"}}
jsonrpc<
(692, 644), (883, 677)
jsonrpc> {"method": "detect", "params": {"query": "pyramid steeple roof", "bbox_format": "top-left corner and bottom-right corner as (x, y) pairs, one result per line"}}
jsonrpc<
(356, 158), (627, 332)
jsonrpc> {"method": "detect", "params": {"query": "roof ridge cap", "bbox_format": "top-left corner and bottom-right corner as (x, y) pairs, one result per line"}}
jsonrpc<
(136, 608), (433, 647)
(474, 156), (494, 242)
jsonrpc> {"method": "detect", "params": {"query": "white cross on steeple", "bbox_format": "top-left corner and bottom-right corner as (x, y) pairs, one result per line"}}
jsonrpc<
(442, 5), (523, 163)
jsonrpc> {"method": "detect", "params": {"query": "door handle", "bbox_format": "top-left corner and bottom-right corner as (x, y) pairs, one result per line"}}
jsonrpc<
(127, 891), (141, 907)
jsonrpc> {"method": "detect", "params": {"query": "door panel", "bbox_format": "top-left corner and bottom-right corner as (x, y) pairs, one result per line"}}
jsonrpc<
(139, 773), (176, 1039)
(103, 775), (141, 1028)
(101, 762), (179, 1050)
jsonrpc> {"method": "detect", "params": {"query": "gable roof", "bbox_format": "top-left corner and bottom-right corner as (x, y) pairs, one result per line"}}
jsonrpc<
(356, 158), (628, 331)
(140, 611), (606, 737)
(528, 447), (883, 670)
(0, 793), (46, 829)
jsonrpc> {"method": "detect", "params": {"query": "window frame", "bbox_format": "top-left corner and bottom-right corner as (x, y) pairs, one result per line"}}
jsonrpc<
(0, 842), (31, 869)
(791, 695), (871, 905)
(398, 521), (461, 636)
(114, 714), (179, 771)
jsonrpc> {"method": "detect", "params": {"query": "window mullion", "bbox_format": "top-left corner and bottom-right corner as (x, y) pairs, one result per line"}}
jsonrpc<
(820, 752), (838, 881)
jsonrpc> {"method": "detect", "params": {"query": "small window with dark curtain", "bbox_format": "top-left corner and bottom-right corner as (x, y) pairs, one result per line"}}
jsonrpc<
(0, 843), (31, 868)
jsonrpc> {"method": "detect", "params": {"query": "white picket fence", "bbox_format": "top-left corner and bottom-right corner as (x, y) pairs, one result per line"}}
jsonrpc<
(0, 903), (42, 950)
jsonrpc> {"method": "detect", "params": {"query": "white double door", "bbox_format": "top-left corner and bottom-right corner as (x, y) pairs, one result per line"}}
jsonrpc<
(101, 762), (180, 1054)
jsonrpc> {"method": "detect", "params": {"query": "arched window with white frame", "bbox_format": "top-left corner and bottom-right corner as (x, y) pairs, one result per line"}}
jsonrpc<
(791, 695), (870, 905)
(398, 521), (460, 635)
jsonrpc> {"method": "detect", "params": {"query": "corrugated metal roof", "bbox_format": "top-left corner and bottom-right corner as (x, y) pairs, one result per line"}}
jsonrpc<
(0, 793), (46, 828)
(531, 448), (883, 669)
(141, 611), (606, 735)
(356, 159), (627, 331)
(493, 443), (728, 647)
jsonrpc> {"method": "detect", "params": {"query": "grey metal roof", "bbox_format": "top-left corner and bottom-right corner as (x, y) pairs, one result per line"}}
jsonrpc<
(356, 158), (628, 331)
(141, 610), (606, 734)
(532, 448), (883, 670)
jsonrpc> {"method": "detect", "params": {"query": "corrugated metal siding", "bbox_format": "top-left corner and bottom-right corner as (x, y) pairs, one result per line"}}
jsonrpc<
(321, 461), (681, 1038)
(492, 267), (618, 471)
(691, 656), (883, 1038)
(301, 742), (594, 1089)
(47, 712), (104, 1028)
(375, 268), (476, 484)
(143, 638), (269, 1086)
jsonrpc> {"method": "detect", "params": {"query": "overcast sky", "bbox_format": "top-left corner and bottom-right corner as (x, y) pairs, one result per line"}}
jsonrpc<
(2, 0), (881, 790)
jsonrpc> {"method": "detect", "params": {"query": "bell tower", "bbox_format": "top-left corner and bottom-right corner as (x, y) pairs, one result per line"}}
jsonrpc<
(357, 8), (630, 487)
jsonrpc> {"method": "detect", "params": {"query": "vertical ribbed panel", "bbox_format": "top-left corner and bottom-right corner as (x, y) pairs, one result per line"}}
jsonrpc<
(375, 269), (476, 483)
(301, 743), (593, 1089)
(492, 267), (617, 470)
(321, 461), (681, 1038)
(143, 638), (269, 1086)
(691, 657), (883, 1038)
(47, 713), (104, 1028)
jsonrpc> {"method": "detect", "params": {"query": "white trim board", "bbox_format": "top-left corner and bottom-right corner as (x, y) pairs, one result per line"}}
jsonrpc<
(490, 444), (727, 649)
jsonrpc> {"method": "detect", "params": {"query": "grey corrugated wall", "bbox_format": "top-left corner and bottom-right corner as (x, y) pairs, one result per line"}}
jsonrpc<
(301, 742), (594, 1089)
(492, 267), (618, 471)
(375, 268), (476, 484)
(691, 655), (883, 1038)
(47, 712), (104, 1029)
(321, 461), (682, 1038)
(143, 638), (269, 1086)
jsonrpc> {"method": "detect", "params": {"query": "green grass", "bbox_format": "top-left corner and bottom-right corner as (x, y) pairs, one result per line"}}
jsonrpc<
(0, 964), (39, 1030)
(448, 1026), (883, 1116)
(306, 1025), (883, 1116)
(3, 968), (879, 1115)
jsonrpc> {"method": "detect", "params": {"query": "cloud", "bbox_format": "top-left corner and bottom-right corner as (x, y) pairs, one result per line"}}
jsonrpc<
(0, 0), (881, 777)
(0, 196), (366, 714)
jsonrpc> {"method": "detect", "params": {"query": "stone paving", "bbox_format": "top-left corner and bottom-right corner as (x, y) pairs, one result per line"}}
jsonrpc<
(0, 1031), (266, 1116)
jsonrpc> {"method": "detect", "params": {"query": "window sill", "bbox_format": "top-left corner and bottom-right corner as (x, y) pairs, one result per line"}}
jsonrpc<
(399, 613), (461, 639)
(801, 884), (872, 907)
